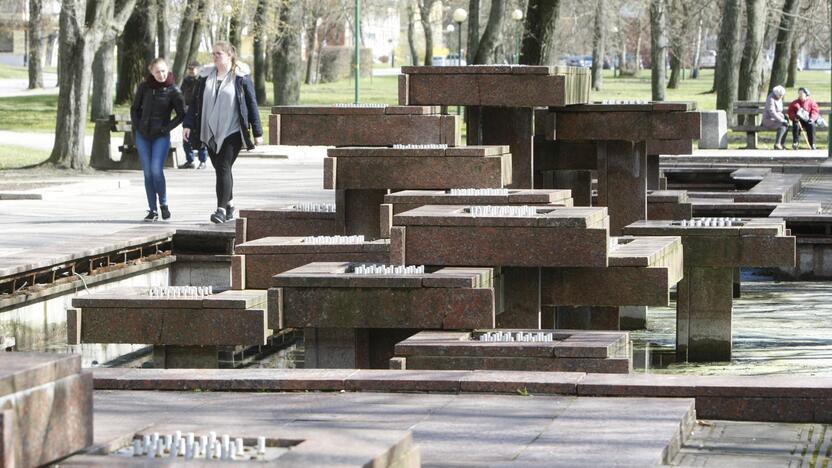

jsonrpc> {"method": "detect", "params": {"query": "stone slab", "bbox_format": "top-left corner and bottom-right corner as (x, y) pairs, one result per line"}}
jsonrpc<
(0, 352), (81, 398)
(72, 288), (267, 309)
(406, 74), (567, 107)
(270, 113), (459, 146)
(384, 189), (572, 207)
(554, 111), (701, 141)
(71, 307), (269, 346)
(237, 207), (339, 243)
(328, 155), (511, 189)
(281, 287), (495, 329)
(395, 224), (609, 268)
(0, 371), (93, 467)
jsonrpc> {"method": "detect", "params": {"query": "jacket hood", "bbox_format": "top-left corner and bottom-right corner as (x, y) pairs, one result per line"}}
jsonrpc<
(199, 62), (251, 78)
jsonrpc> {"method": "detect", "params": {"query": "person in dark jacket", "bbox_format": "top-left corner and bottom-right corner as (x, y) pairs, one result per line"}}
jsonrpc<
(131, 57), (186, 221)
(183, 41), (263, 224)
(179, 61), (208, 169)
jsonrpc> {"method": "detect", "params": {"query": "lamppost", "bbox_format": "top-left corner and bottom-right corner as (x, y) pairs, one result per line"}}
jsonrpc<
(452, 8), (467, 64)
(511, 8), (524, 64)
(445, 24), (455, 64)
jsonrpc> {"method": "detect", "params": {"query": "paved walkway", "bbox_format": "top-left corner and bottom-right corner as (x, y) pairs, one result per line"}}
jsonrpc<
(0, 73), (58, 98)
(87, 390), (694, 466)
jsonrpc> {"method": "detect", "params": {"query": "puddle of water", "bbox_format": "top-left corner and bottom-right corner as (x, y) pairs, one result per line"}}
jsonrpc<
(633, 281), (832, 375)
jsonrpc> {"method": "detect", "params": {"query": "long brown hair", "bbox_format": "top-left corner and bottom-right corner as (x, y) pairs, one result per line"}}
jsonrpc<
(212, 41), (237, 71)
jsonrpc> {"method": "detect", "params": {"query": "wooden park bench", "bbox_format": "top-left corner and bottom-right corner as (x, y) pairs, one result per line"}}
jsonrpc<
(90, 114), (185, 170)
(732, 100), (831, 149)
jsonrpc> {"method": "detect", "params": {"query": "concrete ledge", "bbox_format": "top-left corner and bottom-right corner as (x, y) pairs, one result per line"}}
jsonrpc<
(92, 368), (832, 423)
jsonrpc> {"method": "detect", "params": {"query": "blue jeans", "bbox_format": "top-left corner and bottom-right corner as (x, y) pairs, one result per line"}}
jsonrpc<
(135, 132), (170, 212)
(183, 138), (207, 163)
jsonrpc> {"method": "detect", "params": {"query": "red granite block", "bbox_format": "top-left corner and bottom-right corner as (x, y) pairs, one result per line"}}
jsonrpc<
(245, 251), (391, 289)
(646, 139), (693, 155)
(323, 157), (336, 189)
(400, 225), (608, 268)
(695, 396), (815, 423)
(268, 114), (279, 145)
(555, 111), (700, 141)
(267, 287), (282, 330)
(231, 254), (245, 290)
(459, 370), (583, 394)
(344, 369), (467, 392)
(234, 217), (248, 245)
(281, 287), (495, 329)
(390, 226), (405, 265)
(67, 309), (81, 345)
(332, 155), (510, 189)
(380, 204), (393, 238)
(241, 212), (340, 240)
(407, 74), (566, 107)
(402, 355), (631, 373)
(398, 75), (409, 105)
(92, 368), (356, 391)
(541, 266), (673, 307)
(275, 114), (458, 146)
(76, 307), (268, 346)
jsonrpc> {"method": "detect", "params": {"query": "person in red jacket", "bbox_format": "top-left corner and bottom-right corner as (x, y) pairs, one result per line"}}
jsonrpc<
(787, 87), (820, 150)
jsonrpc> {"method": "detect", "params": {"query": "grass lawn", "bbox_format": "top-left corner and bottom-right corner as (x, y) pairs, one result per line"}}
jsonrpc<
(0, 145), (49, 169)
(0, 67), (829, 149)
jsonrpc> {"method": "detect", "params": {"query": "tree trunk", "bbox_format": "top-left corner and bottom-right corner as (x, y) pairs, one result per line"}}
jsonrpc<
(768, 0), (799, 92)
(715, 0), (742, 122)
(303, 21), (317, 84)
(115, 0), (157, 104)
(467, 0), (480, 63)
(474, 0), (505, 64)
(252, 0), (268, 104)
(666, 0), (684, 89)
(691, 19), (703, 79)
(407, 6), (419, 66)
(28, 0), (44, 89)
(738, 0), (767, 104)
(157, 0), (168, 58)
(186, 0), (206, 66)
(172, 0), (197, 84)
(650, 0), (667, 101)
(229, 11), (242, 49)
(520, 0), (560, 65)
(49, 0), (137, 169)
(272, 1), (301, 105)
(418, 0), (433, 66)
(590, 0), (605, 90)
(91, 38), (115, 120)
(785, 31), (800, 87)
(634, 17), (643, 73)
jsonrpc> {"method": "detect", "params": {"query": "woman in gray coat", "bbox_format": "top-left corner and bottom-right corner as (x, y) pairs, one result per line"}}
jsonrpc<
(762, 85), (788, 150)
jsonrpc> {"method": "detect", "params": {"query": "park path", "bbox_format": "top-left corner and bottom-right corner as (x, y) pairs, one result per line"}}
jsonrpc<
(0, 73), (58, 98)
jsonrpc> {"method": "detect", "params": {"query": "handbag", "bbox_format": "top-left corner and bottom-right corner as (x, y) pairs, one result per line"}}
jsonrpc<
(817, 116), (828, 129)
(796, 107), (810, 121)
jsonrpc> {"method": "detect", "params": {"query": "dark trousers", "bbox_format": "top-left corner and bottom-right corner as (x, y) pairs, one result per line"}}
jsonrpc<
(207, 133), (243, 208)
(775, 121), (789, 146)
(183, 138), (207, 163)
(792, 117), (816, 147)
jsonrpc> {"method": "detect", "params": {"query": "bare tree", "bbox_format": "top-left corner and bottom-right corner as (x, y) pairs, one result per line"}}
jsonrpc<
(715, 0), (742, 121)
(768, 0), (800, 91)
(467, 0), (480, 63)
(27, 0), (44, 89)
(272, 0), (302, 105)
(407, 5), (419, 65)
(115, 0), (157, 104)
(785, 26), (803, 87)
(172, 0), (200, 83)
(91, 0), (119, 120)
(667, 0), (688, 89)
(157, 0), (168, 58)
(737, 0), (766, 106)
(253, 0), (269, 103)
(473, 0), (505, 64)
(590, 0), (605, 90)
(186, 0), (207, 66)
(47, 0), (137, 168)
(520, 0), (560, 65)
(650, 0), (667, 101)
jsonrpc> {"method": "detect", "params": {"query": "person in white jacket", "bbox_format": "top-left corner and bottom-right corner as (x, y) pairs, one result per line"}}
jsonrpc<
(762, 85), (788, 150)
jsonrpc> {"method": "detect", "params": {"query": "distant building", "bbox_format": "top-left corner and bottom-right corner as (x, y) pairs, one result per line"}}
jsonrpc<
(0, 0), (60, 67)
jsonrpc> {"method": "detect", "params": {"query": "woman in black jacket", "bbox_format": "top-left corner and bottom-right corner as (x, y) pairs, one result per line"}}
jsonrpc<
(131, 57), (186, 221)
(183, 41), (263, 224)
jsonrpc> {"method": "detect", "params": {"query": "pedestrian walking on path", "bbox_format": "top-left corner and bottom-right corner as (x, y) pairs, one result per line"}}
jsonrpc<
(131, 57), (186, 222)
(183, 41), (263, 224)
